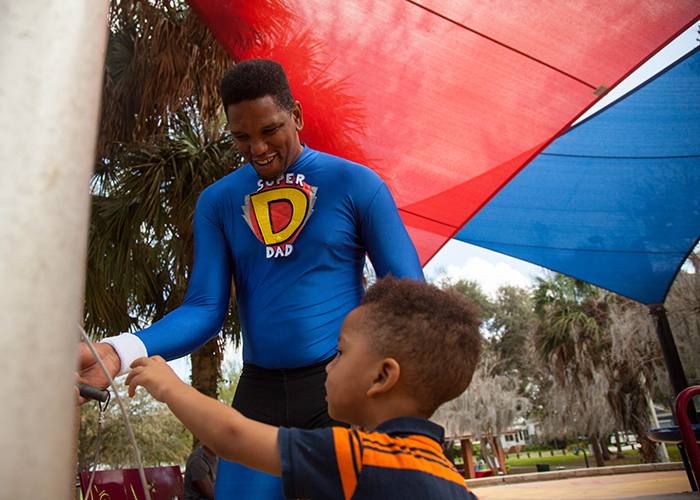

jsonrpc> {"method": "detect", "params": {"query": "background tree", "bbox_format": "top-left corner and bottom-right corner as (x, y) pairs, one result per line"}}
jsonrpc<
(535, 370), (615, 453)
(605, 296), (670, 462)
(488, 285), (537, 380)
(532, 272), (667, 463)
(433, 277), (495, 323)
(433, 277), (535, 375)
(432, 351), (529, 473)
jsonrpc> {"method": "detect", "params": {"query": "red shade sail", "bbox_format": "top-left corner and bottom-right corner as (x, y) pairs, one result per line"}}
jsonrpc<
(188, 0), (700, 264)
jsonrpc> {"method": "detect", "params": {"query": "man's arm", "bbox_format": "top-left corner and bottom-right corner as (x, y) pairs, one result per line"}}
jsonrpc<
(78, 191), (232, 388)
(126, 356), (282, 476)
(362, 183), (424, 280)
(127, 191), (233, 361)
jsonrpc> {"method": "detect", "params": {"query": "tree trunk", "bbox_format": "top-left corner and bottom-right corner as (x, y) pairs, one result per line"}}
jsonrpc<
(632, 422), (659, 463)
(589, 433), (606, 467)
(190, 336), (224, 449)
(599, 435), (611, 460)
(492, 437), (508, 475)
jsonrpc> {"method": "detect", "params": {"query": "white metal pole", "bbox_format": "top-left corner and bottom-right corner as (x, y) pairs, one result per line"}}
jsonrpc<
(0, 1), (108, 498)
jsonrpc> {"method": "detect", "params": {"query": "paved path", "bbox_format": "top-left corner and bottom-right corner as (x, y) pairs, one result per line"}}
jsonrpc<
(470, 471), (697, 500)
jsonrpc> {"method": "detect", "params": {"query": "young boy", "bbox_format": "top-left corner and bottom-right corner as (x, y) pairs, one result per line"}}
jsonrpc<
(126, 277), (482, 499)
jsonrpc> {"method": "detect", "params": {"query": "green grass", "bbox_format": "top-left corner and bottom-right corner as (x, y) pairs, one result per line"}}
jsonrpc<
(503, 447), (682, 470)
(507, 454), (596, 468)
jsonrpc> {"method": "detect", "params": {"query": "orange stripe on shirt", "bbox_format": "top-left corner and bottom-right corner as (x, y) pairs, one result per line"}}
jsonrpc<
(333, 427), (360, 500)
(360, 433), (465, 485)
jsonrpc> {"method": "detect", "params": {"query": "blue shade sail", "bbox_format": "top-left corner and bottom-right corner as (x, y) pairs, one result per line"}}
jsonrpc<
(456, 46), (700, 305)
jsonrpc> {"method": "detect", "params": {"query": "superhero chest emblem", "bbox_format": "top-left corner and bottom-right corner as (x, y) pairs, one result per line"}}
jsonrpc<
(242, 173), (318, 259)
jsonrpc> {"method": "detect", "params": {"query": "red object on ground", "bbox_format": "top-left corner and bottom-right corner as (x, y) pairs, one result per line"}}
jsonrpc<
(675, 386), (700, 488)
(79, 466), (184, 500)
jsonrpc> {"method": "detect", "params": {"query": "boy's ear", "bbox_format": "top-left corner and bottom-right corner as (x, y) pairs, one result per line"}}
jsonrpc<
(367, 358), (400, 396)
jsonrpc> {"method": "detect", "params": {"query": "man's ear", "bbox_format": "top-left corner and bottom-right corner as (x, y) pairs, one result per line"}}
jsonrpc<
(367, 358), (400, 396)
(292, 101), (304, 131)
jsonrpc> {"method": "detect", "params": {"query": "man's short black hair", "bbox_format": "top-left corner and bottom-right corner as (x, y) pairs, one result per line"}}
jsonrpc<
(220, 59), (295, 116)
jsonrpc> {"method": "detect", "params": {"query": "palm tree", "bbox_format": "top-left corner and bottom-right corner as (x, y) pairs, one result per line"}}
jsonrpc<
(86, 111), (244, 402)
(533, 273), (611, 466)
(84, 0), (255, 414)
(97, 0), (236, 157)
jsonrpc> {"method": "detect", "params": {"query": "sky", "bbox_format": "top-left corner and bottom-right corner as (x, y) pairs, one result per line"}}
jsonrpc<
(423, 240), (544, 296)
(169, 22), (700, 382)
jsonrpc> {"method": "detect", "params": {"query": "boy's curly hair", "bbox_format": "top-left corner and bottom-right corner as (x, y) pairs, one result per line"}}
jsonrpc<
(361, 276), (482, 416)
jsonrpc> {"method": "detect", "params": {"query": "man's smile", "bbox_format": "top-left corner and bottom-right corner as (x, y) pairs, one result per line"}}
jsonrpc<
(255, 155), (276, 166)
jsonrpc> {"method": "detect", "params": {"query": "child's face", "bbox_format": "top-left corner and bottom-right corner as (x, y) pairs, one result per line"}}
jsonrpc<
(325, 307), (383, 427)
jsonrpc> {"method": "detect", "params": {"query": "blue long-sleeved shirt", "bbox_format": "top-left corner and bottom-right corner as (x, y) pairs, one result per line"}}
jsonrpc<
(135, 146), (424, 369)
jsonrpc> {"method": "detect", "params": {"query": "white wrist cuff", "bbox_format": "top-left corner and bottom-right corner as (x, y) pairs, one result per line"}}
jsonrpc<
(100, 333), (148, 376)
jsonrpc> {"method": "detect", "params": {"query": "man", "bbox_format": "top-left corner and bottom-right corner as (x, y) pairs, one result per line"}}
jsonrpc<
(78, 59), (424, 500)
(184, 445), (217, 500)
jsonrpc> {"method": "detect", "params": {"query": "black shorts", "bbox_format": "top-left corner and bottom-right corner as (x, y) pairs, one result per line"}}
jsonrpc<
(231, 357), (348, 429)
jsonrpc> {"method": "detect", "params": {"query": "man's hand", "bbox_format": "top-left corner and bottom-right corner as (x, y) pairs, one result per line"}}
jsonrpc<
(77, 342), (121, 405)
(126, 356), (183, 402)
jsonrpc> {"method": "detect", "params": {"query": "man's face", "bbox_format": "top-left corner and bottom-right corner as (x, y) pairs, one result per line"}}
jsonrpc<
(325, 307), (383, 427)
(227, 95), (304, 182)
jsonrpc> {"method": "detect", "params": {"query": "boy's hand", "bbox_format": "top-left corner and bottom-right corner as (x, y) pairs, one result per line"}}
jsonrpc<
(126, 356), (182, 402)
(128, 355), (282, 476)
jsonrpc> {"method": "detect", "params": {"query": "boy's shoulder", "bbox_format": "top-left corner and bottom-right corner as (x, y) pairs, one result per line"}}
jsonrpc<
(279, 417), (478, 499)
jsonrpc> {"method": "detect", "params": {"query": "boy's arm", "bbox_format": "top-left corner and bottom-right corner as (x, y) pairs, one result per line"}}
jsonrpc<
(126, 356), (281, 476)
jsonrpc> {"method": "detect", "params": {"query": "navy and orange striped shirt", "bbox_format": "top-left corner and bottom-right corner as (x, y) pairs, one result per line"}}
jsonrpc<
(279, 417), (478, 499)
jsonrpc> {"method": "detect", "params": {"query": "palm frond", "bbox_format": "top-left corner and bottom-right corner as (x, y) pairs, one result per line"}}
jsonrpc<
(85, 114), (244, 339)
(98, 0), (233, 157)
